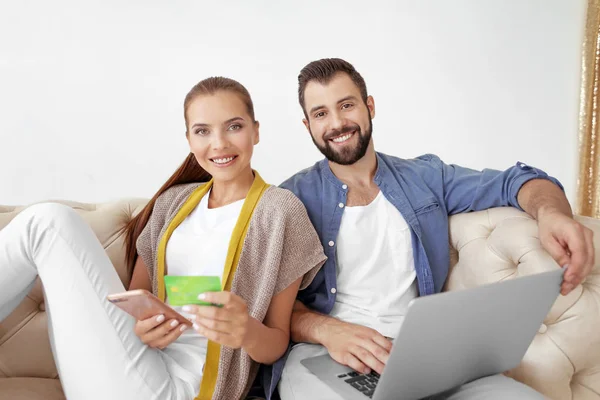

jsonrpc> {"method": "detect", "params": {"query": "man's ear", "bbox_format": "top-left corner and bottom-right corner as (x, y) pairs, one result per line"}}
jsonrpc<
(303, 118), (310, 133)
(254, 121), (260, 145)
(366, 95), (376, 119)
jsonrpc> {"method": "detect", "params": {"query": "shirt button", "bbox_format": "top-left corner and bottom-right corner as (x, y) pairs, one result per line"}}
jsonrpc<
(328, 240), (335, 247)
(331, 288), (337, 294)
(538, 323), (548, 334)
(342, 184), (348, 190)
(338, 203), (344, 208)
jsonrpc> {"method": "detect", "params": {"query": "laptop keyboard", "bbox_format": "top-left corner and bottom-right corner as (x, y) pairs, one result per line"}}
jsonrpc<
(337, 370), (380, 398)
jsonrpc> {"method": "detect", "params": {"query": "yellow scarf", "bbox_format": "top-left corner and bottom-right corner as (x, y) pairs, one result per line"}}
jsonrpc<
(155, 171), (269, 400)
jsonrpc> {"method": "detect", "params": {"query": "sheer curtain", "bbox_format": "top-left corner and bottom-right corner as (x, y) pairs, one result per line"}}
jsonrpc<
(578, 0), (600, 218)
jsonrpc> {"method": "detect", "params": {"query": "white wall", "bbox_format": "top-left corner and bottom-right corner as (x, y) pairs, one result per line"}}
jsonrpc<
(0, 0), (586, 205)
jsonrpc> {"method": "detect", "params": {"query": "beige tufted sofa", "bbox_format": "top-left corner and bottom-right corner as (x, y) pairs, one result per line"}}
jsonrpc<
(0, 200), (598, 400)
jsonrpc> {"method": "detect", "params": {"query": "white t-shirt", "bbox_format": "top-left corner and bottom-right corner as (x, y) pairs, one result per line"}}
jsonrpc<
(330, 191), (418, 338)
(159, 190), (244, 396)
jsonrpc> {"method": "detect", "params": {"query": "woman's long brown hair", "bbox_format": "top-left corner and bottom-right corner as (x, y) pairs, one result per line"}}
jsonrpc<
(122, 77), (256, 275)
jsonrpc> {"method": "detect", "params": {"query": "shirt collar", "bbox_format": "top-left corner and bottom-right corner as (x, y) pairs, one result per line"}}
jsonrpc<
(319, 152), (390, 188)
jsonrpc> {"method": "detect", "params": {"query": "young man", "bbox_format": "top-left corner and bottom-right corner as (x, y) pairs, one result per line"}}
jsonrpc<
(268, 58), (595, 399)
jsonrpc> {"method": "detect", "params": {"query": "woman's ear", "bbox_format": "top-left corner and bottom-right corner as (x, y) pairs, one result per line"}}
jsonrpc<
(254, 121), (260, 145)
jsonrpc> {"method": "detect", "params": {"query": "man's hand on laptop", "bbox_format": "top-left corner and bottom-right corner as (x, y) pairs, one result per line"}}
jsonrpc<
(320, 318), (392, 375)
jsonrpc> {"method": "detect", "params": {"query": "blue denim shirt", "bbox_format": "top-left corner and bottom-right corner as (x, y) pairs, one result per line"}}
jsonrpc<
(261, 152), (562, 399)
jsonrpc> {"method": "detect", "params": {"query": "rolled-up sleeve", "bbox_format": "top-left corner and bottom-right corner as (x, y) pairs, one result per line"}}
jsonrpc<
(430, 155), (564, 215)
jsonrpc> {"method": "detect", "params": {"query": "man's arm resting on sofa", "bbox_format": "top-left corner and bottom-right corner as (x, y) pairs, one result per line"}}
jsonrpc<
(517, 178), (595, 295)
(290, 300), (392, 375)
(517, 178), (573, 220)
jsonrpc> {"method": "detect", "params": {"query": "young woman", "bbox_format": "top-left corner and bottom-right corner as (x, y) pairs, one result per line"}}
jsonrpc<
(0, 77), (326, 400)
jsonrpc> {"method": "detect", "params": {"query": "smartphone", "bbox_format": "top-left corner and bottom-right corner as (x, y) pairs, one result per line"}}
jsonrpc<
(107, 289), (193, 327)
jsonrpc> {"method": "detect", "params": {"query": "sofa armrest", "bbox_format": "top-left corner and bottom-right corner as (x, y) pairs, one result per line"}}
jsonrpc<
(446, 207), (600, 400)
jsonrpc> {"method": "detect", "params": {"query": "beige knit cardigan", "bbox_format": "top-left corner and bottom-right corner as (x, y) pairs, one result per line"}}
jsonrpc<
(136, 181), (326, 400)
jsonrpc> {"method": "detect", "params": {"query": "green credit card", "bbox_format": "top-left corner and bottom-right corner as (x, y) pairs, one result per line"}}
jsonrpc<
(164, 275), (222, 306)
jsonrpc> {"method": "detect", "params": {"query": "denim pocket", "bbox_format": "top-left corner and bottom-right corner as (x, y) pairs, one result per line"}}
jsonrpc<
(414, 200), (440, 215)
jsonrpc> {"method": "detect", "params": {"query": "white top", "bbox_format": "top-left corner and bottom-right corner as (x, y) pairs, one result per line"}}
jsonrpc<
(159, 190), (244, 395)
(330, 191), (418, 338)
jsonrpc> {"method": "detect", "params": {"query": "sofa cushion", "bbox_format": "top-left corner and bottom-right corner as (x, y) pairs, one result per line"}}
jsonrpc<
(0, 377), (65, 400)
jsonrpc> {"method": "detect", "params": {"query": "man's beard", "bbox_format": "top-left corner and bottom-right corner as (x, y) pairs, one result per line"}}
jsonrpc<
(311, 117), (373, 165)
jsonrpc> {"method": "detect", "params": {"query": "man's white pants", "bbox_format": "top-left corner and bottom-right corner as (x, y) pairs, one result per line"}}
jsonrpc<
(0, 203), (202, 400)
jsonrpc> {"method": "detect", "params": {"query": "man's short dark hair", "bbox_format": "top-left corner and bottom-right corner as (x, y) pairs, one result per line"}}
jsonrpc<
(298, 58), (368, 117)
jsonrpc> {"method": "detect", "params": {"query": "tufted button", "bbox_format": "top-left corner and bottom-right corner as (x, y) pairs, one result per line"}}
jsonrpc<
(538, 323), (547, 334)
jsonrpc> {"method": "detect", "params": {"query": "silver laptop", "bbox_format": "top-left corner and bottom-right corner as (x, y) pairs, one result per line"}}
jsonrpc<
(301, 268), (564, 400)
